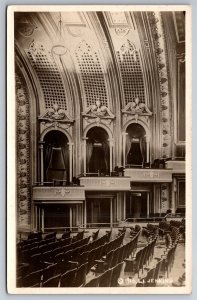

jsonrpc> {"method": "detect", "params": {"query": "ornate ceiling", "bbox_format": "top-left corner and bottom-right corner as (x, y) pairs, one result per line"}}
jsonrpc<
(14, 11), (185, 159)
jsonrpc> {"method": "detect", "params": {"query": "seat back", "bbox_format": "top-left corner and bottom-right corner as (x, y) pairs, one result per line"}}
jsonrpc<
(99, 268), (113, 287)
(22, 269), (42, 287)
(60, 268), (77, 287)
(43, 274), (60, 287)
(74, 262), (88, 287)
(111, 262), (124, 287)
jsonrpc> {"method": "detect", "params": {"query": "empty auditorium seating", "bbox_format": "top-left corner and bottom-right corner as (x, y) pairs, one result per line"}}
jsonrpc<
(16, 222), (185, 288)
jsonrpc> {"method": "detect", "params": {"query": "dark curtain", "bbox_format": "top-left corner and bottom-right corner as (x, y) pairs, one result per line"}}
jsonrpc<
(44, 144), (53, 181)
(126, 135), (132, 165)
(139, 137), (146, 163)
(86, 140), (94, 172)
(127, 139), (143, 165)
(62, 144), (69, 181)
(46, 147), (66, 182)
(102, 141), (109, 172)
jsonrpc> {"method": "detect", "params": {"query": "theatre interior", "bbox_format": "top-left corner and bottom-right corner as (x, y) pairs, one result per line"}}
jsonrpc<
(14, 11), (186, 288)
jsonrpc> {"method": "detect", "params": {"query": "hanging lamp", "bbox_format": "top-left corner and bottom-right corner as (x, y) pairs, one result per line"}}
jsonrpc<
(52, 13), (67, 56)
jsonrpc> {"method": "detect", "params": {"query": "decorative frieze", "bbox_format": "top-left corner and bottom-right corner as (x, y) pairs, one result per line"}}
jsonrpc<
(148, 12), (172, 159)
(16, 69), (31, 227)
(80, 177), (131, 191)
(82, 99), (115, 132)
(160, 183), (170, 212)
(124, 168), (172, 182)
(39, 103), (74, 136)
(33, 186), (85, 201)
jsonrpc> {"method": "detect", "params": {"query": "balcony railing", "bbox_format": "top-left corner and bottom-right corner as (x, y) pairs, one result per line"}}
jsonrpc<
(33, 180), (81, 187)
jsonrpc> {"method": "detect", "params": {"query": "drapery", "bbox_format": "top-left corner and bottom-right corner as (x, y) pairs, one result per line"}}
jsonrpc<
(127, 138), (144, 165)
(86, 140), (93, 172)
(44, 143), (53, 181)
(62, 144), (69, 181)
(139, 137), (146, 163)
(46, 146), (67, 182)
(102, 141), (109, 172)
(126, 134), (132, 162)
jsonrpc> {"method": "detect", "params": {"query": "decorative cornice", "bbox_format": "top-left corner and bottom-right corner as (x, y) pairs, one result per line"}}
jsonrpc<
(122, 97), (152, 117)
(148, 11), (172, 159)
(39, 103), (74, 124)
(82, 100), (115, 120)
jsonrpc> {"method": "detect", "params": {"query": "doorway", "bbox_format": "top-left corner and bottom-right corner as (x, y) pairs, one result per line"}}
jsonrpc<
(126, 192), (149, 218)
(87, 198), (111, 226)
(44, 204), (70, 229)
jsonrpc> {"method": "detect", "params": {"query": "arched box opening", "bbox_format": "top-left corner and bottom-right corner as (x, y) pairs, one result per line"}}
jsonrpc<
(43, 130), (69, 185)
(86, 127), (110, 176)
(125, 123), (146, 167)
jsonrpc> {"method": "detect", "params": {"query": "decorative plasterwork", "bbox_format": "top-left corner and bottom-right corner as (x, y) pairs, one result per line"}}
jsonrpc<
(122, 97), (152, 123)
(120, 40), (136, 56)
(16, 16), (38, 37)
(39, 103), (74, 136)
(16, 69), (31, 228)
(160, 183), (170, 212)
(106, 12), (130, 27)
(39, 103), (73, 123)
(114, 27), (130, 37)
(82, 100), (115, 132)
(148, 12), (172, 159)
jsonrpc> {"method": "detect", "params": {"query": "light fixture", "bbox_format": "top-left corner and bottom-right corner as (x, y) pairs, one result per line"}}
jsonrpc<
(52, 13), (67, 56)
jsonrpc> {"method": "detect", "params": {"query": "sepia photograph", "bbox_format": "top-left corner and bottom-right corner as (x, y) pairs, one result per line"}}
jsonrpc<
(7, 5), (192, 294)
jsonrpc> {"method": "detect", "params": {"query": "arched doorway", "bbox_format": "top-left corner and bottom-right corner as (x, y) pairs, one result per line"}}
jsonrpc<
(43, 130), (69, 184)
(86, 127), (110, 175)
(125, 123), (146, 167)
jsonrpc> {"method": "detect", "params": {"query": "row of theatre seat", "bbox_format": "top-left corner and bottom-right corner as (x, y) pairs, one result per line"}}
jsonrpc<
(135, 220), (182, 287)
(17, 219), (184, 288)
(17, 227), (141, 287)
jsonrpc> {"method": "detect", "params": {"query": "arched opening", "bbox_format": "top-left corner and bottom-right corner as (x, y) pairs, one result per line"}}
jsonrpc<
(86, 127), (110, 175)
(43, 130), (69, 185)
(125, 123), (146, 167)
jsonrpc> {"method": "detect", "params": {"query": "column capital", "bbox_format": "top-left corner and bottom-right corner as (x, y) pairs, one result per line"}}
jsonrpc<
(122, 132), (128, 136)
(145, 134), (151, 142)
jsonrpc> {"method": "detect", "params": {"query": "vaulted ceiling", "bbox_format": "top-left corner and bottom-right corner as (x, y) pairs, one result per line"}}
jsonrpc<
(14, 11), (185, 118)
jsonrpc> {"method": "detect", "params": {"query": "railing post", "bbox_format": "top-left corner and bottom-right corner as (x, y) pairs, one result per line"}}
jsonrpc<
(82, 137), (87, 176)
(39, 141), (45, 185)
(146, 134), (151, 164)
(122, 132), (128, 168)
(68, 142), (73, 183)
(171, 178), (176, 214)
(83, 200), (87, 228)
(109, 138), (114, 174)
(110, 198), (113, 229)
(41, 207), (44, 232)
(69, 207), (73, 229)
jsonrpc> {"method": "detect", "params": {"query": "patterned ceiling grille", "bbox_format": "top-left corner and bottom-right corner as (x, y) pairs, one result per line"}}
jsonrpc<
(75, 41), (108, 108)
(26, 45), (67, 110)
(117, 40), (145, 105)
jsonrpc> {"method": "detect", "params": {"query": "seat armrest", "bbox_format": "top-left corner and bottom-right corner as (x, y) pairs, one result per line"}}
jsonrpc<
(94, 259), (104, 264)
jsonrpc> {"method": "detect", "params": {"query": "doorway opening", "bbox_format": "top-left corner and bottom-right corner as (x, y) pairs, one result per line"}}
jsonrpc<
(126, 192), (149, 218)
(86, 198), (111, 226)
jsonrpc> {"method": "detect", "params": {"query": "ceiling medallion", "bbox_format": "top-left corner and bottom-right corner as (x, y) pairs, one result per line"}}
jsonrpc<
(115, 27), (130, 37)
(66, 26), (84, 37)
(51, 45), (67, 56)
